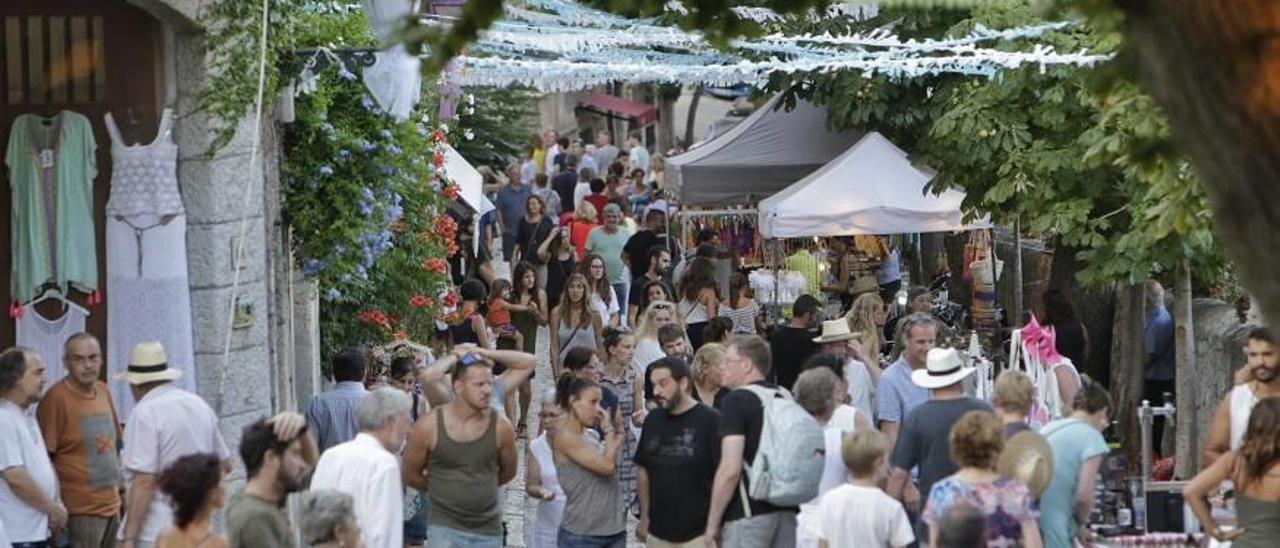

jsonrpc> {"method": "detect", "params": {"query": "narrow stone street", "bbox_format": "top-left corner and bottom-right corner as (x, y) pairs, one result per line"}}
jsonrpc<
(491, 263), (645, 548)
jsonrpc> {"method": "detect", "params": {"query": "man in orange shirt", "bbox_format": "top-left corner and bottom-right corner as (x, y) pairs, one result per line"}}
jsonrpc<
(36, 333), (122, 548)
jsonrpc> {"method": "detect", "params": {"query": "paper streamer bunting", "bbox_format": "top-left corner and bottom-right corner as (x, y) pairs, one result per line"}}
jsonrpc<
(298, 0), (1112, 93)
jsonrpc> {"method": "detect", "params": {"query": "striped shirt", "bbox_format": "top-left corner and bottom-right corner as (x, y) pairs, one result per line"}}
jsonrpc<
(306, 381), (368, 453)
(719, 299), (760, 334)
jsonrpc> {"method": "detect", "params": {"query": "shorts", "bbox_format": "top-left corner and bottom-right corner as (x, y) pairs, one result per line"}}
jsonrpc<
(426, 525), (503, 548)
(722, 512), (797, 548)
(557, 529), (626, 548)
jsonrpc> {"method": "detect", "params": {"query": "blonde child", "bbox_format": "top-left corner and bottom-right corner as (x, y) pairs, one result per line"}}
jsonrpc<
(814, 429), (915, 548)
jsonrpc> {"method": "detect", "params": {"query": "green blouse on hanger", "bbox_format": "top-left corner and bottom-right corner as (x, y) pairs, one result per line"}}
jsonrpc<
(5, 111), (98, 302)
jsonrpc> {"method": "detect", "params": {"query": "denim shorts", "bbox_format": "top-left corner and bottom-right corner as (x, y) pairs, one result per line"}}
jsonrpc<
(426, 525), (503, 548)
(557, 528), (626, 548)
(404, 496), (428, 544)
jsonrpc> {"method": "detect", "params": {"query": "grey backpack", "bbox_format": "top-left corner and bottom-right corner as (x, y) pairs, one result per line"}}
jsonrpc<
(738, 385), (825, 512)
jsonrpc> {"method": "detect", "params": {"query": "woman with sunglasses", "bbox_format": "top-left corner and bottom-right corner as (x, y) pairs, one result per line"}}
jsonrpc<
(388, 356), (431, 547)
(631, 301), (682, 381)
(526, 388), (566, 548)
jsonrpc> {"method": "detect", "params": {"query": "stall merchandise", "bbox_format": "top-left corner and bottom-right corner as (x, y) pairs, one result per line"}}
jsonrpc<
(15, 298), (88, 393)
(6, 111), (100, 303)
(965, 230), (1001, 330)
(103, 108), (198, 420)
(1007, 318), (1079, 429)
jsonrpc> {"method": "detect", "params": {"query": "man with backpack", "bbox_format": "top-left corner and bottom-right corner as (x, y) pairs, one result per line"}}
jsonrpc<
(704, 335), (825, 548)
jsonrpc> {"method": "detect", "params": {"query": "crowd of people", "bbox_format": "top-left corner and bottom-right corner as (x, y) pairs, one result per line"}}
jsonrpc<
(1, 126), (1278, 548)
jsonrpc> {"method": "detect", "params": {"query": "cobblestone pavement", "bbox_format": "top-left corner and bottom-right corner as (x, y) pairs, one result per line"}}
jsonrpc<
(490, 261), (644, 548)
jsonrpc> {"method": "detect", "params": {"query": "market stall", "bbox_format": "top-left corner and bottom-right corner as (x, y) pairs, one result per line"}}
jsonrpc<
(665, 94), (861, 205)
(758, 132), (985, 238)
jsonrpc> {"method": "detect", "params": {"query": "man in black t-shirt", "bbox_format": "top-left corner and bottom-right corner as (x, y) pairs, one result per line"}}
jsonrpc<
(705, 335), (798, 548)
(628, 245), (674, 326)
(768, 294), (822, 390)
(635, 358), (721, 546)
(623, 209), (676, 278)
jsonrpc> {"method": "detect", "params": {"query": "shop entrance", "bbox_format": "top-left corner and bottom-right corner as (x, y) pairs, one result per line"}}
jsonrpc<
(1, 0), (163, 362)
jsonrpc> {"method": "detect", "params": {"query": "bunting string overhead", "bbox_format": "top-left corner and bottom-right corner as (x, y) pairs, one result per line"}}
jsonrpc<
(299, 1), (1111, 93)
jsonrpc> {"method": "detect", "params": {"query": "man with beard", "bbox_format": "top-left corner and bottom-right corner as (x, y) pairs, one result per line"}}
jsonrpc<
(227, 412), (319, 547)
(1203, 325), (1280, 467)
(0, 347), (64, 547)
(403, 350), (518, 547)
(635, 357), (721, 547)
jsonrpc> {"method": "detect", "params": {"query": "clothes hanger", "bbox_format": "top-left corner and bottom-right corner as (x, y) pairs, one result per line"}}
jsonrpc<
(25, 285), (89, 317)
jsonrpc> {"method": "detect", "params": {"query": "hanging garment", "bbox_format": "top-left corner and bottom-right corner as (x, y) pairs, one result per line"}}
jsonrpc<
(5, 111), (99, 302)
(16, 303), (88, 392)
(363, 46), (422, 121)
(360, 0), (421, 120)
(102, 109), (197, 421)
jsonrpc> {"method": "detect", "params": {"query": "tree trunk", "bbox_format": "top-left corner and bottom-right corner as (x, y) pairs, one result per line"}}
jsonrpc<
(1119, 0), (1280, 335)
(1047, 243), (1116, 386)
(1173, 260), (1196, 477)
(1111, 283), (1147, 473)
(657, 87), (678, 154)
(684, 84), (704, 148)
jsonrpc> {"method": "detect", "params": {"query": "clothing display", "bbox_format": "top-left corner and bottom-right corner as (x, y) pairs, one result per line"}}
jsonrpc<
(6, 111), (99, 302)
(102, 109), (197, 421)
(15, 302), (88, 391)
(363, 46), (422, 121)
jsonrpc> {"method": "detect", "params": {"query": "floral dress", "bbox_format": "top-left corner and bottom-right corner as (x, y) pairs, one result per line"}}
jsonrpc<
(598, 366), (638, 518)
(922, 476), (1038, 548)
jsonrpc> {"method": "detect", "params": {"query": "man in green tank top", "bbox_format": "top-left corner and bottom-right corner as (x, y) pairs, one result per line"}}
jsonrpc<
(402, 350), (517, 547)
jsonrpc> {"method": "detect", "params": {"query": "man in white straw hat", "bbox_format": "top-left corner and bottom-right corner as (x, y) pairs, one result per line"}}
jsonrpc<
(885, 347), (991, 537)
(117, 341), (230, 548)
(812, 319), (880, 421)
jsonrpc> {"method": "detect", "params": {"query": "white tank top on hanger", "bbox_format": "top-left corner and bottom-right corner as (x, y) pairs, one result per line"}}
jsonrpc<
(16, 304), (88, 392)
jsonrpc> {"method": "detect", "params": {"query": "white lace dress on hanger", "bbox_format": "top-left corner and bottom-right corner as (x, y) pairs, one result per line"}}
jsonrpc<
(103, 108), (196, 421)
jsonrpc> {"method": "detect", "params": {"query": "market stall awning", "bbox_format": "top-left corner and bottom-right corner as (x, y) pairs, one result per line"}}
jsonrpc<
(759, 132), (990, 238)
(442, 144), (495, 216)
(577, 93), (658, 126)
(666, 94), (862, 206)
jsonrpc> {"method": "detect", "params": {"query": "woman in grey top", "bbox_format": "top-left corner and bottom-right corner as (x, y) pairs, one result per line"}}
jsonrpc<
(552, 374), (626, 547)
(550, 273), (604, 376)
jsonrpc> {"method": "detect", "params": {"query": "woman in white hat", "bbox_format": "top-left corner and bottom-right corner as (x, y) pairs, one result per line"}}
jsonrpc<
(812, 319), (879, 420)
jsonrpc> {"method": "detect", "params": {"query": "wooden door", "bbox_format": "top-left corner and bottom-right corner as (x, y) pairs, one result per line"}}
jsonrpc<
(1, 0), (163, 366)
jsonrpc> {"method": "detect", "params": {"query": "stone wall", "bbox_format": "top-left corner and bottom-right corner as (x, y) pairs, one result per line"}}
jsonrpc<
(133, 0), (301, 488)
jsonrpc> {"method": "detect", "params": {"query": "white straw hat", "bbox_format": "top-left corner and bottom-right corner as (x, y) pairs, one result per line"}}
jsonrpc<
(116, 341), (183, 385)
(911, 347), (974, 389)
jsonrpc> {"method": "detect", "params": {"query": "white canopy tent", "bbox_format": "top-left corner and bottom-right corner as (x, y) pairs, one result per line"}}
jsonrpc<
(442, 144), (495, 253)
(759, 132), (989, 238)
(666, 94), (862, 205)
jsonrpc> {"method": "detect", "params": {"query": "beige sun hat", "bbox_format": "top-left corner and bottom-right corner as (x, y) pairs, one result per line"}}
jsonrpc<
(116, 341), (183, 385)
(998, 431), (1055, 497)
(813, 319), (859, 344)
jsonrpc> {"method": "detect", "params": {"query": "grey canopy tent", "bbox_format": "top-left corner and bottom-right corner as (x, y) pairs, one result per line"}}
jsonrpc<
(665, 94), (861, 205)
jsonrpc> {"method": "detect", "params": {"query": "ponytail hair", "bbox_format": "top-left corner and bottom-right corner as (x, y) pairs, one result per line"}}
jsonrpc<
(602, 327), (633, 359)
(555, 373), (599, 410)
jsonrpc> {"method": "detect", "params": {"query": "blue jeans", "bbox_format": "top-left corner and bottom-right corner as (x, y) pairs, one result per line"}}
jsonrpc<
(611, 282), (628, 322)
(557, 528), (626, 548)
(426, 525), (502, 548)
